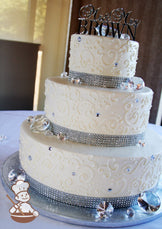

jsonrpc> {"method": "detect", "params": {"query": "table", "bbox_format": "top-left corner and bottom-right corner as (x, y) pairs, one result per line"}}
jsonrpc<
(0, 110), (162, 229)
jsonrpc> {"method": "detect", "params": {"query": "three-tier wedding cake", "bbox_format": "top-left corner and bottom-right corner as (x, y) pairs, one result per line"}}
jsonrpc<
(19, 6), (162, 209)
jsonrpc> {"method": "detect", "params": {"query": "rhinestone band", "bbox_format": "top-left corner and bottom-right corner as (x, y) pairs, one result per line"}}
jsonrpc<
(25, 171), (138, 209)
(52, 123), (145, 147)
(69, 70), (144, 88)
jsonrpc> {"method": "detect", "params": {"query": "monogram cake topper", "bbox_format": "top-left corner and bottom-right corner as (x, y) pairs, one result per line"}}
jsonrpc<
(78, 4), (140, 40)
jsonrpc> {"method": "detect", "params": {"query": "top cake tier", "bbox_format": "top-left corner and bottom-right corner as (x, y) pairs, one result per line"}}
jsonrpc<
(69, 34), (139, 79)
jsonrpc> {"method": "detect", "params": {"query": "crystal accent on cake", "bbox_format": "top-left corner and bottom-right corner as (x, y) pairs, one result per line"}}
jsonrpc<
(138, 140), (145, 147)
(138, 192), (161, 212)
(96, 202), (114, 219)
(57, 132), (67, 141)
(70, 77), (81, 84)
(69, 71), (144, 89)
(28, 115), (53, 136)
(78, 5), (140, 40)
(52, 122), (145, 147)
(60, 72), (68, 78)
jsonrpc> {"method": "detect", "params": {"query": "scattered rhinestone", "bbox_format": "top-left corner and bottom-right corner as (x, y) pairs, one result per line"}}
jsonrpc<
(71, 78), (81, 84)
(138, 140), (145, 147)
(96, 201), (114, 219)
(0, 134), (7, 143)
(138, 191), (161, 213)
(126, 168), (131, 172)
(49, 146), (53, 151)
(8, 169), (26, 183)
(151, 155), (155, 161)
(126, 207), (135, 217)
(77, 36), (82, 42)
(27, 116), (34, 123)
(28, 155), (32, 161)
(57, 132), (67, 141)
(60, 72), (68, 78)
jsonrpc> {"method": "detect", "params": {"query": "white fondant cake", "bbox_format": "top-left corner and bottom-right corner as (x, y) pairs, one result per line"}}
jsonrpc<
(19, 33), (162, 208)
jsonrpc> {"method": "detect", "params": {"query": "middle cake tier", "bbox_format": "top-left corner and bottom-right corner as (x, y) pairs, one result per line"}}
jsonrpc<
(45, 77), (153, 146)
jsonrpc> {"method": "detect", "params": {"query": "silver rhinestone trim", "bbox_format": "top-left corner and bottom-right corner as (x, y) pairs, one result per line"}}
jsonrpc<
(25, 171), (138, 209)
(52, 123), (145, 147)
(69, 71), (144, 89)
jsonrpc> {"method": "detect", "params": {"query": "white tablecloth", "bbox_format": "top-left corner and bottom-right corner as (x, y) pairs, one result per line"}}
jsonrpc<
(0, 110), (162, 229)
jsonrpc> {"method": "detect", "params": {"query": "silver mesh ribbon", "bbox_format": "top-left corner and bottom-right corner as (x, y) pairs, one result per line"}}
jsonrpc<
(53, 122), (144, 147)
(69, 70), (144, 88)
(25, 171), (138, 209)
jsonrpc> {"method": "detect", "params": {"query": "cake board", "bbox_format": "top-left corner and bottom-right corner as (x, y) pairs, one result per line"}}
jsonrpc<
(1, 151), (162, 228)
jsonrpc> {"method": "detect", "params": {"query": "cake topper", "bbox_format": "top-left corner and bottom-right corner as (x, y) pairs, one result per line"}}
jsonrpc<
(78, 4), (140, 40)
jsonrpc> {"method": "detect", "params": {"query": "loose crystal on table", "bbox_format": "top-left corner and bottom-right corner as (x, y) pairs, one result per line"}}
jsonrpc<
(8, 169), (26, 183)
(138, 191), (161, 213)
(96, 201), (114, 219)
(126, 207), (135, 217)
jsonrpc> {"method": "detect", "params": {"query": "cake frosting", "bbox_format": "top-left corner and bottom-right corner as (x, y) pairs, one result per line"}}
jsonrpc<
(18, 31), (162, 209)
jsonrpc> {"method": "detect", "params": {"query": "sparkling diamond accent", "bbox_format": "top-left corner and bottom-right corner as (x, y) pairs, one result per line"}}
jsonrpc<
(60, 72), (68, 78)
(138, 140), (145, 147)
(28, 155), (32, 161)
(77, 36), (81, 42)
(127, 168), (131, 172)
(70, 78), (81, 84)
(151, 155), (155, 161)
(126, 207), (135, 217)
(138, 191), (161, 212)
(8, 169), (26, 183)
(0, 134), (7, 143)
(57, 132), (67, 141)
(96, 202), (114, 219)
(49, 146), (53, 151)
(29, 115), (53, 136)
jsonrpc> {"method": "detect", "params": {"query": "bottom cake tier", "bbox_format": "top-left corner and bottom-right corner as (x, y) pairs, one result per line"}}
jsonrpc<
(19, 119), (162, 208)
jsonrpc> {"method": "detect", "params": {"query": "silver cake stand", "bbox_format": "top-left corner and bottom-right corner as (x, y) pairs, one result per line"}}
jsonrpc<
(1, 152), (162, 228)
